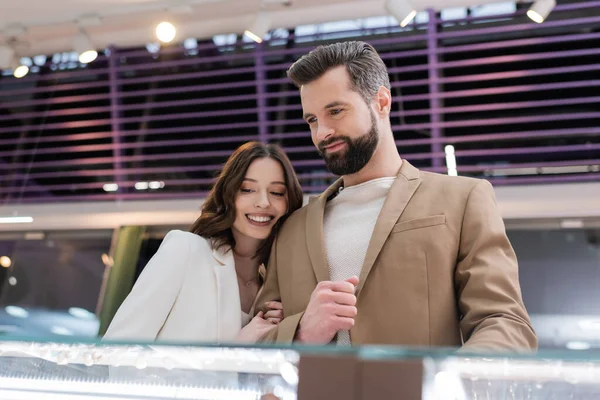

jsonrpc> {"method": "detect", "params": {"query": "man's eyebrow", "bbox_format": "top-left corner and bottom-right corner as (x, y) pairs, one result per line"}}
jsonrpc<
(303, 101), (349, 120)
(324, 101), (348, 109)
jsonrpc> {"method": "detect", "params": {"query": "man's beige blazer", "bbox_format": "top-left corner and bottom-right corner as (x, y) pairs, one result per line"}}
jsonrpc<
(257, 160), (537, 351)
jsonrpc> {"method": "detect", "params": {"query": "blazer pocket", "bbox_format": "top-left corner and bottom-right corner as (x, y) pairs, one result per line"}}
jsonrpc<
(391, 215), (446, 234)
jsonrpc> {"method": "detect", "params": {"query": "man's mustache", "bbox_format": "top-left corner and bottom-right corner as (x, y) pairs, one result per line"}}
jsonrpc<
(318, 136), (350, 153)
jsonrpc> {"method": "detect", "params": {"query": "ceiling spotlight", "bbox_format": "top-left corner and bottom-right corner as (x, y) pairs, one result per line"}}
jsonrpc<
(244, 13), (270, 43)
(11, 58), (29, 78)
(0, 256), (11, 268)
(135, 182), (149, 190)
(156, 21), (176, 43)
(527, 0), (556, 24)
(148, 181), (165, 190)
(385, 0), (417, 28)
(73, 31), (98, 64)
(0, 216), (33, 224)
(102, 183), (118, 192)
(13, 65), (29, 78)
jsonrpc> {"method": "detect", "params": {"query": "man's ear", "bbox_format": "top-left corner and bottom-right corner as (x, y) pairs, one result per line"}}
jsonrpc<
(374, 86), (392, 117)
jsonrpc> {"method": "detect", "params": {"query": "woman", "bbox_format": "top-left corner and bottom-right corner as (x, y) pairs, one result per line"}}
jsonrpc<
(104, 142), (303, 343)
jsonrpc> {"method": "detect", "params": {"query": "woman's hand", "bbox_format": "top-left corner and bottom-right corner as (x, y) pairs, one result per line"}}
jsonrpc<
(235, 311), (277, 343)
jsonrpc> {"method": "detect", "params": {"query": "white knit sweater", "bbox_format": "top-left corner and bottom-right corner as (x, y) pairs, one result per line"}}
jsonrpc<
(323, 176), (395, 345)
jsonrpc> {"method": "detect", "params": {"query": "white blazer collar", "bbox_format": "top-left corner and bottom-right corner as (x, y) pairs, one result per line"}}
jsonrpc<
(212, 246), (266, 279)
(212, 245), (232, 265)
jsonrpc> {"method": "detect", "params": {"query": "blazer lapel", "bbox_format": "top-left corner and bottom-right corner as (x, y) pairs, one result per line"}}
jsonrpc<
(306, 179), (343, 283)
(355, 161), (422, 298)
(212, 247), (242, 342)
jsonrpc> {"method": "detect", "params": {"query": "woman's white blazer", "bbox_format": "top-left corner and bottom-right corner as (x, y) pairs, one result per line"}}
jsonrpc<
(103, 230), (244, 343)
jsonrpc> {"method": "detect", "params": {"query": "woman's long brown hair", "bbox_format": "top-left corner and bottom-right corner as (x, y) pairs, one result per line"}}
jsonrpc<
(189, 141), (303, 265)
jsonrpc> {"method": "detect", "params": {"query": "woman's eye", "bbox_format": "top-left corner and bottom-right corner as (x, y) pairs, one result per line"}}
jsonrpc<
(240, 188), (253, 193)
(271, 192), (285, 197)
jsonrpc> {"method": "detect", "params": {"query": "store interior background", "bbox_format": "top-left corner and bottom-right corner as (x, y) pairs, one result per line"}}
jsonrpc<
(0, 0), (599, 351)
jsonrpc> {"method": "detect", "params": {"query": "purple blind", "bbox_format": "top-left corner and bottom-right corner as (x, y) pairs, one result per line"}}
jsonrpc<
(1, 2), (599, 204)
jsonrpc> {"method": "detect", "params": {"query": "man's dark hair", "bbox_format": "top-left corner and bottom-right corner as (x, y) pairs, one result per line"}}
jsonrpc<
(286, 41), (390, 104)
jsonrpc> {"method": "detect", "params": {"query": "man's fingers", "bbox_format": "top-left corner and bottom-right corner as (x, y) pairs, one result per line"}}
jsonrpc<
(344, 276), (359, 287)
(330, 292), (357, 306)
(264, 309), (283, 319)
(317, 280), (356, 294)
(265, 301), (283, 310)
(334, 305), (358, 318)
(334, 316), (355, 331)
(317, 290), (356, 306)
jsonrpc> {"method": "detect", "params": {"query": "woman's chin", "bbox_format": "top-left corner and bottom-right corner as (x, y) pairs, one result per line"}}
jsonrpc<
(249, 232), (271, 241)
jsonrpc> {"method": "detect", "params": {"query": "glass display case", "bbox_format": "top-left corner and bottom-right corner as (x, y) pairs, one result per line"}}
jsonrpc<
(359, 346), (600, 400)
(1, 337), (600, 399)
(0, 338), (300, 400)
(422, 351), (600, 400)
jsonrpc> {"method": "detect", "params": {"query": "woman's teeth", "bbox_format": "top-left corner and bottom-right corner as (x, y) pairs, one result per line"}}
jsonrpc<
(247, 215), (273, 223)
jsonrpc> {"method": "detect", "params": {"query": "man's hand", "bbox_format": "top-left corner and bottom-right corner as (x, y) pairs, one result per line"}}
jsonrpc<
(296, 276), (359, 344)
(263, 301), (284, 324)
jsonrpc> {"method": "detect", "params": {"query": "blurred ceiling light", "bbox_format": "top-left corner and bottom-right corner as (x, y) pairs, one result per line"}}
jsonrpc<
(527, 0), (556, 23)
(0, 256), (11, 268)
(146, 42), (161, 54)
(148, 181), (165, 190)
(12, 59), (29, 78)
(135, 182), (149, 190)
(385, 0), (417, 28)
(445, 145), (458, 177)
(244, 13), (270, 43)
(73, 31), (98, 64)
(103, 183), (118, 192)
(0, 216), (33, 224)
(156, 21), (177, 43)
(8, 277), (17, 286)
(5, 306), (29, 318)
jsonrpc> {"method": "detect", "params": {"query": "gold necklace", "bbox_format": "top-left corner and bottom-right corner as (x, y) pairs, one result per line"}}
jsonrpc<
(236, 270), (258, 287)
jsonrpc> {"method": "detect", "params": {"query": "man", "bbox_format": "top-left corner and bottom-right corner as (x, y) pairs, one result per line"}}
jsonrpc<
(257, 41), (537, 351)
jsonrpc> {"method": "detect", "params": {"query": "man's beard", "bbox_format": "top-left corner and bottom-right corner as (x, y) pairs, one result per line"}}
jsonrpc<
(318, 111), (379, 176)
